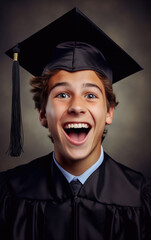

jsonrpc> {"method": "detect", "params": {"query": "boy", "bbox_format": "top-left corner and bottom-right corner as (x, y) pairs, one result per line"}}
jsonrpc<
(0, 8), (151, 240)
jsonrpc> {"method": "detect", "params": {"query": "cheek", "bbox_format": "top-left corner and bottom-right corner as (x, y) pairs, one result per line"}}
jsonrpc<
(45, 104), (57, 124)
(90, 102), (107, 123)
(45, 101), (65, 127)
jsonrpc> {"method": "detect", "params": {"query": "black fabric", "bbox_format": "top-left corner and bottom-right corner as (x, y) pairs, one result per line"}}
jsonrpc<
(42, 41), (113, 82)
(5, 8), (142, 83)
(0, 152), (151, 240)
(70, 179), (82, 195)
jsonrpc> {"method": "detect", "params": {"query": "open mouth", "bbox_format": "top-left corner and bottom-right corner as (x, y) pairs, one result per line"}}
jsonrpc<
(63, 123), (91, 143)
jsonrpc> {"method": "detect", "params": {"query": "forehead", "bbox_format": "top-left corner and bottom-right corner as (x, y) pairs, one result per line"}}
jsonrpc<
(48, 70), (105, 90)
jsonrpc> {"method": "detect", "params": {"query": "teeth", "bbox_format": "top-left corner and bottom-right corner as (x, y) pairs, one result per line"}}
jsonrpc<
(64, 123), (89, 129)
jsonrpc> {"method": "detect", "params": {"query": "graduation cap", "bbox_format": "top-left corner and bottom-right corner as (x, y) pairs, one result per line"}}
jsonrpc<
(5, 8), (142, 156)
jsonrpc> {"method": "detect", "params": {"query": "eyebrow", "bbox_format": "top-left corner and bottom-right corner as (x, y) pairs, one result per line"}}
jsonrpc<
(49, 82), (70, 92)
(82, 83), (103, 94)
(49, 82), (103, 94)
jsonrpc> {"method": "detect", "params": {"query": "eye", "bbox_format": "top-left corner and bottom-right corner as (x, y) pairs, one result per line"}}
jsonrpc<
(56, 93), (69, 98)
(85, 93), (97, 99)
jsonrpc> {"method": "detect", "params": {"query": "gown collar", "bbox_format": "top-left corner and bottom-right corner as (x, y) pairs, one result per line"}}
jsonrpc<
(7, 152), (143, 206)
(52, 146), (104, 184)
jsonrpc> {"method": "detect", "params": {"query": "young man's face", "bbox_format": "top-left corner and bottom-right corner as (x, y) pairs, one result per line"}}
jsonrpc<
(40, 70), (113, 172)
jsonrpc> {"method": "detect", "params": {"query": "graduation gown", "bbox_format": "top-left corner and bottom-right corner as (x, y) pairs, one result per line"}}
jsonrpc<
(0, 152), (151, 240)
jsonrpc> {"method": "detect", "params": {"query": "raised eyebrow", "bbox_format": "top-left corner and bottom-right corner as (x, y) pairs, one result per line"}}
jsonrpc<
(48, 82), (103, 93)
(49, 82), (70, 93)
(82, 83), (103, 94)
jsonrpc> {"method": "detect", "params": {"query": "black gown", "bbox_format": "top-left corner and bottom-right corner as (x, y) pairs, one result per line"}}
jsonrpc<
(0, 152), (151, 240)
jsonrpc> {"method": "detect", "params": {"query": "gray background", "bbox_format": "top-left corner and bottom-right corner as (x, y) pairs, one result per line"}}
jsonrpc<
(0, 0), (151, 177)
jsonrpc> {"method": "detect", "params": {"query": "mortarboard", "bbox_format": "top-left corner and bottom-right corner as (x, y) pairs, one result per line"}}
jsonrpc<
(5, 8), (142, 156)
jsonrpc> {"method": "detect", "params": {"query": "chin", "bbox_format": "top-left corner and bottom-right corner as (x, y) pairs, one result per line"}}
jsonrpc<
(63, 145), (95, 162)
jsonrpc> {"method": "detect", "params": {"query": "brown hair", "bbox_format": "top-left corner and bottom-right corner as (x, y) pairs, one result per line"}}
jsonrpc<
(30, 69), (59, 112)
(95, 72), (119, 111)
(30, 69), (118, 112)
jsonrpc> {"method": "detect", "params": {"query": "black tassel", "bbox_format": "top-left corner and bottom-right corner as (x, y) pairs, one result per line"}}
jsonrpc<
(8, 45), (24, 156)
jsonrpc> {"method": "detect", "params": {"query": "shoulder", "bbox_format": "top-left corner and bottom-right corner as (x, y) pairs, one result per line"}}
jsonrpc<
(102, 152), (147, 206)
(104, 152), (144, 182)
(0, 153), (53, 179)
(0, 153), (53, 200)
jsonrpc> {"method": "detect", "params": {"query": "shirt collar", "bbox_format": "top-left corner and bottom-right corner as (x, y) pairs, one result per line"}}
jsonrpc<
(53, 146), (104, 184)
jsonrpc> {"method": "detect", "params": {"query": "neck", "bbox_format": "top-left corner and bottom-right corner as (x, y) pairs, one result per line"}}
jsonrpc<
(54, 147), (101, 176)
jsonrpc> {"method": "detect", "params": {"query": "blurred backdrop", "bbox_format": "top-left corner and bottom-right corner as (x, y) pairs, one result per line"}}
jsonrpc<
(0, 0), (151, 177)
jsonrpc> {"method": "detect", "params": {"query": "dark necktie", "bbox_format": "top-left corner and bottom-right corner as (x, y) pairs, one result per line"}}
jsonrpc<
(70, 180), (82, 195)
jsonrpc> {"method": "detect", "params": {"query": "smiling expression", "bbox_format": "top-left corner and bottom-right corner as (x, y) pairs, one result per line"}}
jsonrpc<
(39, 70), (113, 172)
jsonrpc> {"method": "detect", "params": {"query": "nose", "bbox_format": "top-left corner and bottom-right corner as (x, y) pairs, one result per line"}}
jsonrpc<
(68, 96), (86, 115)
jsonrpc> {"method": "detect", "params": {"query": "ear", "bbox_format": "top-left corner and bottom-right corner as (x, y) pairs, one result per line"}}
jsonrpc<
(39, 109), (48, 127)
(106, 107), (114, 125)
